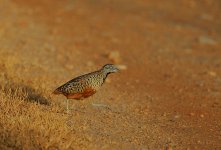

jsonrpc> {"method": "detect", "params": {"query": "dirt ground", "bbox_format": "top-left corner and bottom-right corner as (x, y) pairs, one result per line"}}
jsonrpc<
(0, 0), (220, 149)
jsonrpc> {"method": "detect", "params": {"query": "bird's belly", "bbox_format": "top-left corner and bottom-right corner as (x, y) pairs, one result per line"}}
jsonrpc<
(66, 87), (96, 100)
(66, 93), (83, 100)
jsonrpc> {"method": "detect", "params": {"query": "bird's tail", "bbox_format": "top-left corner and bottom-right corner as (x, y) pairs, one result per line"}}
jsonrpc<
(52, 89), (62, 95)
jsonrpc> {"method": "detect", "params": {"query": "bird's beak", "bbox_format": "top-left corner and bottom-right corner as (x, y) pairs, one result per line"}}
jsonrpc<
(114, 67), (120, 72)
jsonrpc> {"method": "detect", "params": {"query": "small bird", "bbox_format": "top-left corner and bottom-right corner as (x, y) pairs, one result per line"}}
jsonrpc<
(53, 64), (119, 111)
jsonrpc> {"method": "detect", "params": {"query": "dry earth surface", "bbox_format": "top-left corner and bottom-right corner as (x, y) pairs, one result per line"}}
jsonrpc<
(0, 0), (221, 149)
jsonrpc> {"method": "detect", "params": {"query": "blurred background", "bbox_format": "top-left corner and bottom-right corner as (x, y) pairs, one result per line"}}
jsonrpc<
(0, 0), (220, 149)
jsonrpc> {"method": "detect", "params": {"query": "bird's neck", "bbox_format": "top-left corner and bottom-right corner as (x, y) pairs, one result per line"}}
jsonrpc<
(100, 69), (111, 81)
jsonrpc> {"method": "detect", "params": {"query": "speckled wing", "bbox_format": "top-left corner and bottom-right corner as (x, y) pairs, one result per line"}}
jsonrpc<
(53, 75), (87, 95)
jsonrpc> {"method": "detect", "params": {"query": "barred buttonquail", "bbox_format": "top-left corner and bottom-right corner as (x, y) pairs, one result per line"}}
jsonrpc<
(53, 64), (119, 110)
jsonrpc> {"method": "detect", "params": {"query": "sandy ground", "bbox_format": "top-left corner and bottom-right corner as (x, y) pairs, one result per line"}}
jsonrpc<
(0, 0), (221, 149)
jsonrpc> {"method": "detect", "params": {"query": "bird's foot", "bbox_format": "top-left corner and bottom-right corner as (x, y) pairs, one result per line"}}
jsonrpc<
(91, 103), (110, 109)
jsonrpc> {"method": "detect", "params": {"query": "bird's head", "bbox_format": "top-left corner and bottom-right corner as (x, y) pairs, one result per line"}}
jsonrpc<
(102, 64), (119, 73)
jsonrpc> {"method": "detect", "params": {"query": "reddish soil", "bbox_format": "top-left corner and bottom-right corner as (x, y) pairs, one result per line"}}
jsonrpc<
(0, 0), (220, 149)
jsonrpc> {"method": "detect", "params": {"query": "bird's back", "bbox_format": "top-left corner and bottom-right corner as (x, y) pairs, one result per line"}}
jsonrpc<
(53, 70), (106, 97)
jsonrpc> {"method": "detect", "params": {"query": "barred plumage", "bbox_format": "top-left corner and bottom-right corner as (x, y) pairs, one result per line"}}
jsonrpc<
(53, 64), (119, 110)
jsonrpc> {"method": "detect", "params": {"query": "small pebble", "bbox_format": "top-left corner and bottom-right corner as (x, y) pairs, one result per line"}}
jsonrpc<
(200, 114), (204, 118)
(162, 113), (167, 117)
(135, 79), (139, 83)
(174, 114), (181, 119)
(108, 51), (121, 63)
(189, 112), (195, 116)
(198, 36), (217, 45)
(208, 71), (217, 77)
(200, 14), (213, 21)
(86, 61), (94, 67)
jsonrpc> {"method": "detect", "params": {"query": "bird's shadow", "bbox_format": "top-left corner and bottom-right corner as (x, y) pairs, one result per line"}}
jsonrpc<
(0, 82), (50, 105)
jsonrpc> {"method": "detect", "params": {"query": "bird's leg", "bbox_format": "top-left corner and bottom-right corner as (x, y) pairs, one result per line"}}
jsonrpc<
(92, 103), (109, 108)
(66, 99), (69, 112)
(65, 99), (76, 112)
(91, 99), (110, 109)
